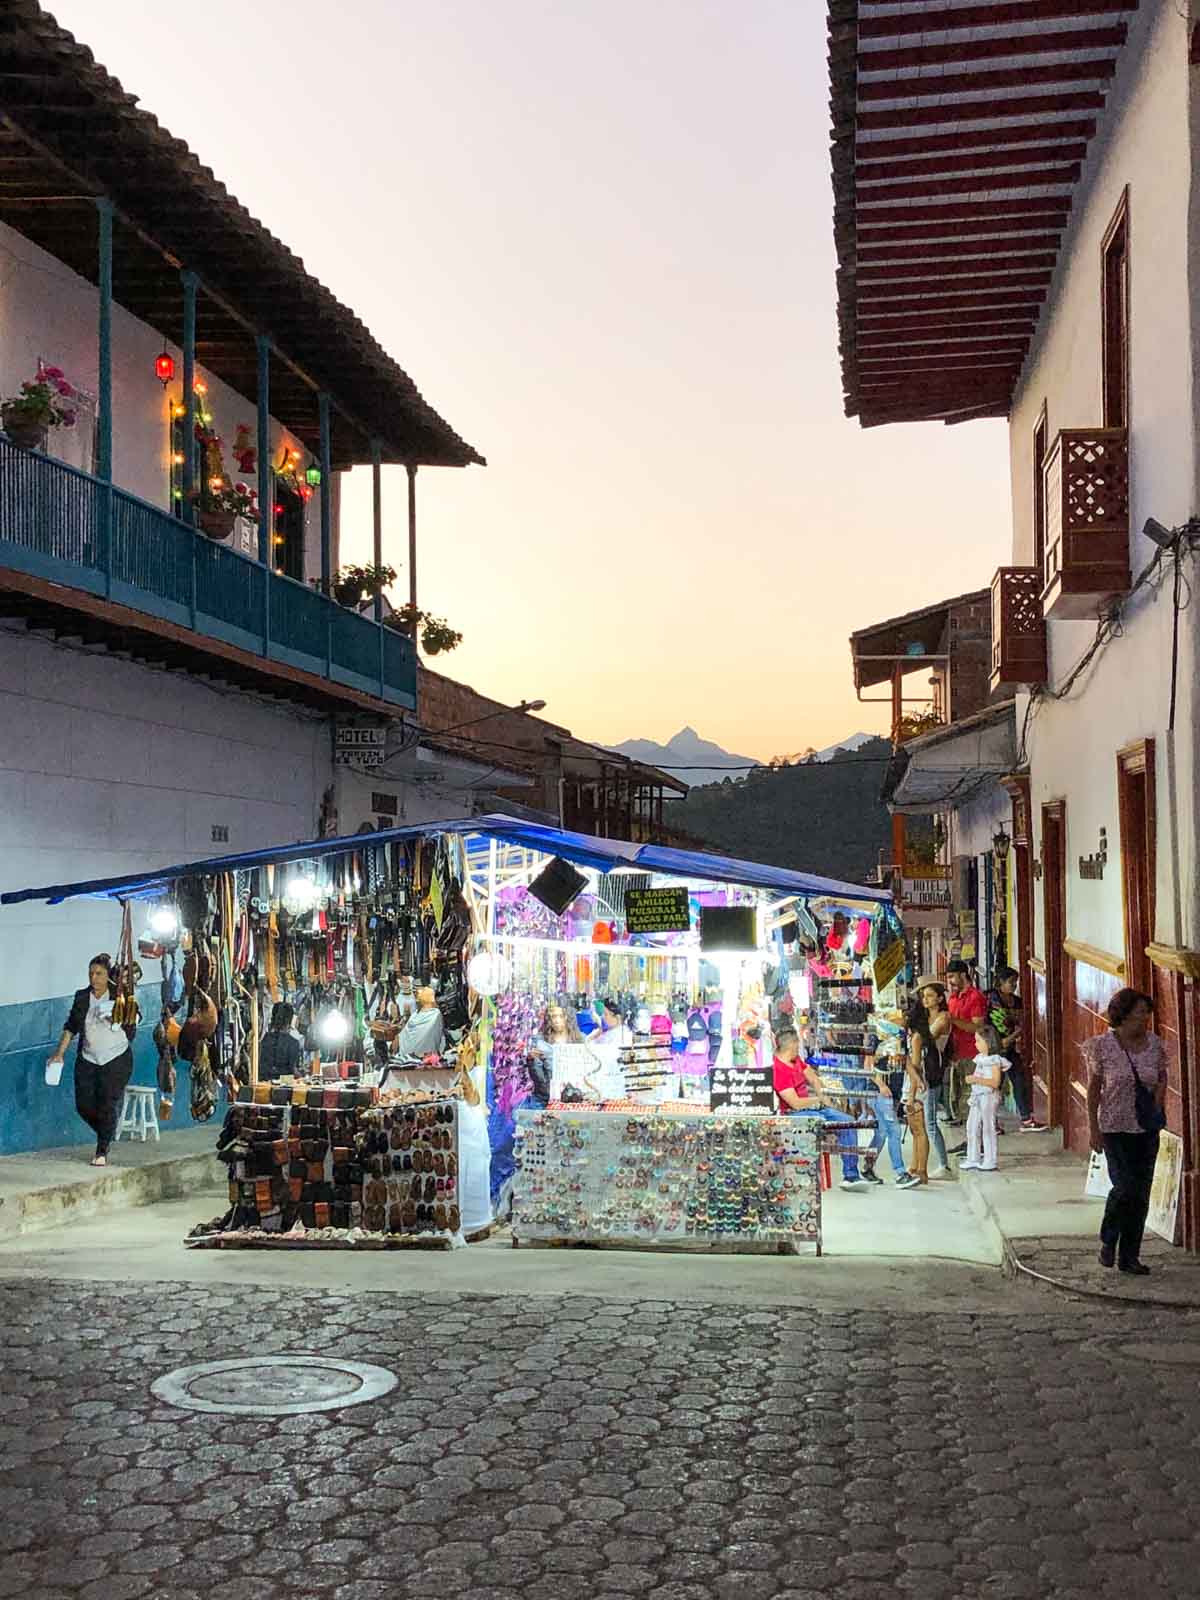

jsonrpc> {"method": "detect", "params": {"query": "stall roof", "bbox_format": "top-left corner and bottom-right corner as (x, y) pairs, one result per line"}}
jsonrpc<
(0, 814), (891, 908)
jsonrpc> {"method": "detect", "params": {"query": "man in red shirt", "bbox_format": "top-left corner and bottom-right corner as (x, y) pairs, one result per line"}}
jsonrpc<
(773, 1026), (868, 1191)
(945, 959), (987, 1127)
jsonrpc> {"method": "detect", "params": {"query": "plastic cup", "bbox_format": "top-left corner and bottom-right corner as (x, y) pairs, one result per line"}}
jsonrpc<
(45, 1058), (64, 1087)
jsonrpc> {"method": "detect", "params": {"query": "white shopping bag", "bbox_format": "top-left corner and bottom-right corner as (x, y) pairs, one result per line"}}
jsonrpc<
(45, 1057), (64, 1087)
(1084, 1149), (1112, 1200)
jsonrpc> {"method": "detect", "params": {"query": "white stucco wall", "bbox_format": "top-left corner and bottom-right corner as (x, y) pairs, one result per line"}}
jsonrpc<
(0, 220), (327, 573)
(1007, 0), (1198, 957)
(0, 628), (332, 1009)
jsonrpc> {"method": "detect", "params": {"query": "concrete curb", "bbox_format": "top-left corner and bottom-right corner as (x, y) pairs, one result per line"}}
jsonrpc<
(0, 1150), (223, 1241)
(956, 1169), (1017, 1274)
(958, 1166), (1198, 1310)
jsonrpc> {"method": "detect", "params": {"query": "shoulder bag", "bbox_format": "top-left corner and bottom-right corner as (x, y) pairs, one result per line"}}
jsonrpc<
(1120, 1040), (1166, 1134)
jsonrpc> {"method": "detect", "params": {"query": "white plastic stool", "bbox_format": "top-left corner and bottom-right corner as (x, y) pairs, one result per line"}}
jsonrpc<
(115, 1085), (160, 1144)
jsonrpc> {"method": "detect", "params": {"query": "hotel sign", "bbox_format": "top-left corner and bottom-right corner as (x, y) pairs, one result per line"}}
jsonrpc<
(899, 863), (952, 910)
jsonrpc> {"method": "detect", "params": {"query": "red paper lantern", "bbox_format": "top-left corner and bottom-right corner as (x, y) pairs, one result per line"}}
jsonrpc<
(155, 349), (175, 387)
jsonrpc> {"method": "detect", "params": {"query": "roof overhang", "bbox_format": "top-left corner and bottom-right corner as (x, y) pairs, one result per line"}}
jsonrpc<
(828, 0), (1138, 427)
(0, 3), (483, 470)
(889, 699), (1017, 815)
(850, 587), (987, 690)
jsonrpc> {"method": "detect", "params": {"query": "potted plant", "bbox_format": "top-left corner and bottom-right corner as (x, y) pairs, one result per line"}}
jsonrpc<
(191, 480), (258, 541)
(385, 603), (463, 656)
(330, 563), (397, 608)
(1, 365), (78, 451)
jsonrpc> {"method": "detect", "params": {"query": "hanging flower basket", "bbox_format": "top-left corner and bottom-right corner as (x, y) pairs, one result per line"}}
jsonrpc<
(198, 509), (235, 540)
(1, 414), (47, 452)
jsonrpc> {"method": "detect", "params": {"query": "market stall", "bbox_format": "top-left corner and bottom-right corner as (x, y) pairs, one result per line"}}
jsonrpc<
(2, 813), (903, 1258)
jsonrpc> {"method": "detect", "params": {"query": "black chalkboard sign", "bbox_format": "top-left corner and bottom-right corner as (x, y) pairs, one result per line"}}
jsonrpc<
(709, 1063), (776, 1114)
(625, 885), (691, 934)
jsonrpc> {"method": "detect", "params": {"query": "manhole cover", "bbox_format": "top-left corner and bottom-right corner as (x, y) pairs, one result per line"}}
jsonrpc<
(151, 1355), (398, 1416)
(1083, 1337), (1200, 1370)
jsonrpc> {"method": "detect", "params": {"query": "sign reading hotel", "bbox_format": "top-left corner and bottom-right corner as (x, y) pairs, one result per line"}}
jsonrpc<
(624, 885), (691, 934)
(334, 723), (386, 770)
(900, 862), (952, 909)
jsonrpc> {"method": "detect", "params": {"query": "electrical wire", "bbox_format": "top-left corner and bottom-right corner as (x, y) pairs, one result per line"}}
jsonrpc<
(1016, 521), (1198, 769)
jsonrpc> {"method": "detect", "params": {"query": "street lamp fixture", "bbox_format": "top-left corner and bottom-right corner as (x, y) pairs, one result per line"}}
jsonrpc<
(992, 825), (1011, 860)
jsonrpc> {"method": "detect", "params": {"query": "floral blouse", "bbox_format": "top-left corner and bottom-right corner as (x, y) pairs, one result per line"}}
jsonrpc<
(1084, 1031), (1167, 1135)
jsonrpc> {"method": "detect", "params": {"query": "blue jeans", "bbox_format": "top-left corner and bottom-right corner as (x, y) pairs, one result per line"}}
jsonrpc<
(789, 1107), (860, 1180)
(868, 1092), (908, 1180)
(924, 1085), (949, 1169)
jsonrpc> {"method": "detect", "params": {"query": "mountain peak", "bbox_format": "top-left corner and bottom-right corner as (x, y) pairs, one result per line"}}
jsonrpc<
(670, 726), (700, 747)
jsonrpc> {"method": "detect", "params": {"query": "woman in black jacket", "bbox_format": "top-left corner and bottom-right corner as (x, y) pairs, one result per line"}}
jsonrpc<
(47, 953), (138, 1166)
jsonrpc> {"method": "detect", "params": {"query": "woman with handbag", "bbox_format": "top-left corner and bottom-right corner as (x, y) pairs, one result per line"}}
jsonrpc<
(46, 953), (138, 1166)
(1086, 988), (1167, 1276)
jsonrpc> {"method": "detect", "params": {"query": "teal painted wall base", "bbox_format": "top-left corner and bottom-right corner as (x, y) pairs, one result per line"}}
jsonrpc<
(0, 982), (219, 1155)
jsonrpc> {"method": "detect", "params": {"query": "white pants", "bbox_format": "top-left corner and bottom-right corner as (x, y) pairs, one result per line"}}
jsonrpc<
(966, 1089), (999, 1169)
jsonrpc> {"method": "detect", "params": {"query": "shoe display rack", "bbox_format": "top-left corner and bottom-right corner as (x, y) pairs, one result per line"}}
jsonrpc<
(189, 1082), (462, 1249)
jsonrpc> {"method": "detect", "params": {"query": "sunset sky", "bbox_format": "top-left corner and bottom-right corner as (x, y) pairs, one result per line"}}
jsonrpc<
(57, 0), (1012, 761)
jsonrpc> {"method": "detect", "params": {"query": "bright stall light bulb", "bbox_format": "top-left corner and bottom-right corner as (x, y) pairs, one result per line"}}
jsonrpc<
(148, 906), (178, 938)
(286, 874), (317, 908)
(319, 1009), (350, 1045)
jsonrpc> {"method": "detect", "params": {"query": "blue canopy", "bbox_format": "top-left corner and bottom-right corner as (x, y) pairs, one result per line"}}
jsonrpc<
(0, 812), (891, 908)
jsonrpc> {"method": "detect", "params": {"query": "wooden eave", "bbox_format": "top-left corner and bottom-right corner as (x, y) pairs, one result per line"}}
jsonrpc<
(0, 3), (484, 471)
(828, 0), (1139, 426)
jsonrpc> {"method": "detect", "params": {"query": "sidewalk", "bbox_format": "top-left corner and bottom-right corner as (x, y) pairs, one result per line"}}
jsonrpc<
(0, 1127), (222, 1240)
(958, 1129), (1200, 1307)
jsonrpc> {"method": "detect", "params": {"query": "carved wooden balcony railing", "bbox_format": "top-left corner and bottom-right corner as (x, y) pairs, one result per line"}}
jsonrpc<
(1042, 427), (1130, 620)
(991, 566), (1047, 691)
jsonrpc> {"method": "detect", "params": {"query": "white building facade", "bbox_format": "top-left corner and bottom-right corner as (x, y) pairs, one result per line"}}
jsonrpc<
(828, 0), (1200, 1247)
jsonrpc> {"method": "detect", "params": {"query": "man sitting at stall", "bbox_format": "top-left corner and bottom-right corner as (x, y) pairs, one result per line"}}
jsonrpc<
(772, 1026), (868, 1191)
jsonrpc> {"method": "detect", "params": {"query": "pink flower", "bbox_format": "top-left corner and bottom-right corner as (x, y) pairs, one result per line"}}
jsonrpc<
(53, 379), (75, 398)
(40, 365), (63, 380)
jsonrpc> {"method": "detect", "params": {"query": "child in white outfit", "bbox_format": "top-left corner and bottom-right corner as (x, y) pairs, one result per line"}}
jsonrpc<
(962, 1025), (1005, 1172)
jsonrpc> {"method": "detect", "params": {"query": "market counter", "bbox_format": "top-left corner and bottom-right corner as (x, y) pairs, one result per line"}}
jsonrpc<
(512, 1108), (821, 1254)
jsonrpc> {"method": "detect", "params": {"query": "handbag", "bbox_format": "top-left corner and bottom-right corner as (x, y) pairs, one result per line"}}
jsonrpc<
(1120, 1042), (1166, 1134)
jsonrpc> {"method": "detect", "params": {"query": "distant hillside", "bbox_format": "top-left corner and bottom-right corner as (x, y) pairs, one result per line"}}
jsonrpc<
(610, 725), (877, 788)
(666, 737), (911, 884)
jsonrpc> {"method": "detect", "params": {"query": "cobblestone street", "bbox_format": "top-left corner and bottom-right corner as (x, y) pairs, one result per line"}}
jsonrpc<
(2, 1276), (1199, 1600)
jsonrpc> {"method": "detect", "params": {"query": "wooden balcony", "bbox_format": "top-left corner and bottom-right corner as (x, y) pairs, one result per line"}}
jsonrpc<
(0, 439), (416, 714)
(1042, 427), (1130, 620)
(991, 566), (1047, 692)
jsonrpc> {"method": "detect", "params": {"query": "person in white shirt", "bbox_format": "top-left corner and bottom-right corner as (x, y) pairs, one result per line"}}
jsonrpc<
(960, 1024), (1006, 1173)
(47, 953), (138, 1166)
(585, 997), (630, 1102)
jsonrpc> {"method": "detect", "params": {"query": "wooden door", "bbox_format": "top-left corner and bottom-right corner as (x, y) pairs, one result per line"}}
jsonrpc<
(1117, 740), (1156, 993)
(1042, 802), (1068, 1136)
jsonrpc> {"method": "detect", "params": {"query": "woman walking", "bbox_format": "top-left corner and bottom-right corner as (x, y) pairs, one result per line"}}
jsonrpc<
(47, 953), (138, 1166)
(1086, 988), (1167, 1276)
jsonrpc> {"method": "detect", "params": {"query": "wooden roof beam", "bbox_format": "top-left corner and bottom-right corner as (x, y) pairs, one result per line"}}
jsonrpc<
(857, 233), (1062, 263)
(848, 289), (1047, 315)
(858, 90), (1106, 131)
(858, 23), (1127, 72)
(853, 119), (1097, 159)
(858, 280), (1051, 304)
(857, 258), (1056, 284)
(858, 58), (1117, 101)
(853, 214), (1066, 244)
(857, 165), (1079, 199)
(856, 144), (1086, 181)
(855, 1), (1137, 41)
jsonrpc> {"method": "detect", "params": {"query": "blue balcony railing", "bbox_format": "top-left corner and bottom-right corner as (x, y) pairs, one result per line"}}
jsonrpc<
(0, 438), (415, 710)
